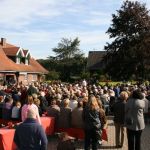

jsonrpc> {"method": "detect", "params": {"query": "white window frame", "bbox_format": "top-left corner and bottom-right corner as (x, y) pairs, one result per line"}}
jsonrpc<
(25, 59), (28, 65)
(16, 57), (20, 64)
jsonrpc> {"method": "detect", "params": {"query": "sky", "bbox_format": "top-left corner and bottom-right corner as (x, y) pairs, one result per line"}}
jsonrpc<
(0, 0), (149, 59)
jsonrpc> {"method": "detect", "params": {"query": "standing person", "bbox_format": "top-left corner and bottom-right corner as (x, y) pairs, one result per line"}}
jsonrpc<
(21, 95), (41, 124)
(96, 99), (107, 145)
(27, 82), (38, 96)
(125, 89), (145, 150)
(83, 95), (101, 150)
(39, 91), (48, 114)
(14, 107), (48, 150)
(113, 91), (128, 148)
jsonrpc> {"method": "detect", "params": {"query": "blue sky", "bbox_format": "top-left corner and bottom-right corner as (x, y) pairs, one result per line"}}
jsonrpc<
(0, 0), (149, 59)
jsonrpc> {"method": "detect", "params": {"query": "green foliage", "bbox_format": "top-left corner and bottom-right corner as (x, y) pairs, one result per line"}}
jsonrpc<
(104, 0), (150, 80)
(52, 37), (82, 60)
(80, 71), (90, 79)
(99, 81), (122, 86)
(38, 37), (87, 82)
(46, 71), (60, 80)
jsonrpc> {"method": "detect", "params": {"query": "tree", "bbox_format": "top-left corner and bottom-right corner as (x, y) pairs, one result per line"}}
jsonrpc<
(104, 0), (150, 80)
(44, 37), (86, 81)
(52, 37), (82, 60)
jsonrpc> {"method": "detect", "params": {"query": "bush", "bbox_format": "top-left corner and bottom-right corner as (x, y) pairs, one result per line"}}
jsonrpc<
(80, 71), (90, 79)
(46, 71), (60, 80)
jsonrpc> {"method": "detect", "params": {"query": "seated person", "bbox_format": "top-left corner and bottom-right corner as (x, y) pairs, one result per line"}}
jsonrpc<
(57, 99), (72, 128)
(71, 101), (84, 128)
(11, 101), (21, 121)
(47, 99), (60, 127)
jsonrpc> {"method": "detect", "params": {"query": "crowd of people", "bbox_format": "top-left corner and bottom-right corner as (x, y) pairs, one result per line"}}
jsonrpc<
(0, 80), (149, 150)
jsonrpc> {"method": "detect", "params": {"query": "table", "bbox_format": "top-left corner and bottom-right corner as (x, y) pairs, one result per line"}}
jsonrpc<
(0, 119), (20, 126)
(0, 129), (16, 150)
(41, 117), (55, 135)
(0, 117), (55, 150)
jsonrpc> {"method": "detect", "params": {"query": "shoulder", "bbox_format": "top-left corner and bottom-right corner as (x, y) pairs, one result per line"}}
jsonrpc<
(136, 99), (145, 106)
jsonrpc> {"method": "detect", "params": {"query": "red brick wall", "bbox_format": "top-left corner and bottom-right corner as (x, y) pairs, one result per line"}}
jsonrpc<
(0, 73), (4, 77)
(18, 74), (28, 85)
(0, 73), (44, 85)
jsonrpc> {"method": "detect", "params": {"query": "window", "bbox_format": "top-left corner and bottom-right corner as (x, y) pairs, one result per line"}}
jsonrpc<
(16, 57), (20, 64)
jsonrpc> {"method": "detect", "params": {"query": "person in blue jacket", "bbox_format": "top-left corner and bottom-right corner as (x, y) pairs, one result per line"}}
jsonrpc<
(14, 107), (48, 150)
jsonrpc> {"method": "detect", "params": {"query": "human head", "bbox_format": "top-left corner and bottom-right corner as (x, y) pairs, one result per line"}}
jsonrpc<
(34, 98), (40, 106)
(120, 91), (129, 101)
(28, 96), (34, 105)
(88, 95), (99, 110)
(77, 101), (83, 108)
(63, 98), (70, 107)
(40, 91), (45, 97)
(16, 101), (21, 108)
(0, 96), (4, 102)
(32, 93), (38, 99)
(51, 99), (57, 105)
(132, 89), (143, 99)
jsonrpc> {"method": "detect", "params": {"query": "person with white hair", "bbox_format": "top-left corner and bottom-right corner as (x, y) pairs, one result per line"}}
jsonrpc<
(39, 91), (48, 113)
(14, 107), (48, 150)
(57, 98), (72, 128)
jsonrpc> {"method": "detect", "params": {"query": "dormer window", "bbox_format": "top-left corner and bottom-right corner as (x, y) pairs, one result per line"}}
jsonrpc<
(16, 57), (21, 64)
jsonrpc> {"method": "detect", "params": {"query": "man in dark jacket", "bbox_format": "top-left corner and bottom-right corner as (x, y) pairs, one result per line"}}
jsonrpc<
(14, 107), (48, 150)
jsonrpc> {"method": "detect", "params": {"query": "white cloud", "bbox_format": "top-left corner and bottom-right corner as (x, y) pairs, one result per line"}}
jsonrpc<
(0, 0), (149, 59)
(0, 0), (77, 29)
(83, 10), (112, 26)
(2, 28), (109, 58)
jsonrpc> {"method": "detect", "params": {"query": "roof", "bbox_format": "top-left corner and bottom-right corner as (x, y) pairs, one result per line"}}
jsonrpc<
(87, 51), (106, 70)
(0, 39), (48, 74)
(3, 47), (20, 56)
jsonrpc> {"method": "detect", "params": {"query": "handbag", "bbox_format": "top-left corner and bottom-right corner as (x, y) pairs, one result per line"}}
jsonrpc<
(101, 129), (108, 141)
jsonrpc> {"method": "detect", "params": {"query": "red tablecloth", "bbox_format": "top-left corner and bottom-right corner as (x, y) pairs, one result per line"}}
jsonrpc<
(0, 129), (16, 150)
(0, 117), (55, 150)
(41, 117), (55, 135)
(0, 119), (20, 126)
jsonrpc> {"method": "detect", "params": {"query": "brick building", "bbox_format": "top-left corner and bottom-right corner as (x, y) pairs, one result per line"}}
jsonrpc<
(0, 38), (48, 85)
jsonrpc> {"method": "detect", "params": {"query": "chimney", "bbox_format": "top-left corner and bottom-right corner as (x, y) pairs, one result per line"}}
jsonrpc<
(1, 38), (6, 47)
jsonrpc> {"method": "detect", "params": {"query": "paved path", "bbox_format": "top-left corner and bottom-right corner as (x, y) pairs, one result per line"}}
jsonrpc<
(48, 117), (150, 150)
